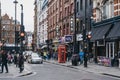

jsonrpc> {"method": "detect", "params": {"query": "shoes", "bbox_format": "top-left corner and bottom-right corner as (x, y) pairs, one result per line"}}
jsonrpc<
(5, 72), (8, 73)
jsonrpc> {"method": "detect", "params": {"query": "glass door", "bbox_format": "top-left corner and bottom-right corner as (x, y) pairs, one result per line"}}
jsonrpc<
(106, 42), (115, 58)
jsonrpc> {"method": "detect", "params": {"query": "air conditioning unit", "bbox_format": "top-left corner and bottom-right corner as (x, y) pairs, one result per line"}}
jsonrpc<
(97, 40), (105, 46)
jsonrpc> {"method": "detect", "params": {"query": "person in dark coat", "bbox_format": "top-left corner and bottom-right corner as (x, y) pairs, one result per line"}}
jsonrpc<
(18, 54), (24, 73)
(13, 54), (18, 67)
(1, 50), (9, 73)
(84, 53), (88, 67)
(83, 48), (88, 68)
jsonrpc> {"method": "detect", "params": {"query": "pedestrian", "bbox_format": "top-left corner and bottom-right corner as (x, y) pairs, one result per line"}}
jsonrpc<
(83, 48), (88, 67)
(13, 53), (18, 67)
(79, 50), (84, 65)
(7, 53), (12, 64)
(84, 53), (88, 67)
(67, 50), (71, 61)
(18, 54), (24, 73)
(0, 50), (9, 73)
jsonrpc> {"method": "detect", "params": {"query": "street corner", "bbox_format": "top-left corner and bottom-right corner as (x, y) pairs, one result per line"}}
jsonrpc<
(17, 63), (33, 77)
(17, 70), (33, 77)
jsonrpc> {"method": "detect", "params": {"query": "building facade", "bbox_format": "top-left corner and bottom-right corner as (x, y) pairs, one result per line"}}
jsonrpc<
(25, 31), (33, 50)
(75, 0), (93, 53)
(91, 0), (120, 65)
(38, 0), (48, 48)
(1, 14), (20, 45)
(47, 0), (74, 51)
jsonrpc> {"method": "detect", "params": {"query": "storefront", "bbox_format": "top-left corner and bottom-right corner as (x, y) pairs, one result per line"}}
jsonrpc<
(91, 16), (120, 66)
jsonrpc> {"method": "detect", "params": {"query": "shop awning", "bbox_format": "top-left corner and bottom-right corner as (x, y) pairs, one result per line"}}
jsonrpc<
(91, 24), (112, 41)
(107, 22), (120, 39)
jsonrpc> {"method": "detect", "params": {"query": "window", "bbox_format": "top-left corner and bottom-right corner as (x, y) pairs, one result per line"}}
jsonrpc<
(70, 3), (74, 13)
(80, 20), (83, 32)
(68, 6), (69, 15)
(89, 0), (92, 5)
(103, 1), (109, 19)
(80, 0), (83, 10)
(66, 23), (69, 34)
(76, 2), (79, 12)
(59, 0), (62, 7)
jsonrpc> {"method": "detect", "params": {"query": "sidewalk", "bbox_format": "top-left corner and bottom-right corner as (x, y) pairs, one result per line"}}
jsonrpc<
(45, 60), (120, 78)
(0, 62), (33, 78)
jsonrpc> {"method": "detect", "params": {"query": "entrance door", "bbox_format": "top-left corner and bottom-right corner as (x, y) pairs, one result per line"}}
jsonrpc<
(106, 42), (115, 58)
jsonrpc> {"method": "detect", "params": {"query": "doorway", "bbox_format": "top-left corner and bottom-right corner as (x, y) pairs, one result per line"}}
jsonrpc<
(106, 42), (115, 58)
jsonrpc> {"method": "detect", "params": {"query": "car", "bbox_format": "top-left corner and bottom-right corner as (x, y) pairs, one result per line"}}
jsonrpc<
(28, 52), (43, 64)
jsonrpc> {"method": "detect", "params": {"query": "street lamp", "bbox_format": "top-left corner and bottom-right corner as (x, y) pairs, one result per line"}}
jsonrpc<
(20, 4), (25, 54)
(73, 0), (78, 54)
(70, 17), (74, 33)
(13, 0), (18, 51)
(56, 25), (59, 36)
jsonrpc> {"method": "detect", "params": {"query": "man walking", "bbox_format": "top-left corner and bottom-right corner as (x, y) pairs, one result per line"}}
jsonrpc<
(1, 50), (9, 73)
(18, 54), (24, 73)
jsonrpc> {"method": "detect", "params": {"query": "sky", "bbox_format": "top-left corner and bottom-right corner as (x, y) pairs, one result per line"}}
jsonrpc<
(1, 0), (34, 32)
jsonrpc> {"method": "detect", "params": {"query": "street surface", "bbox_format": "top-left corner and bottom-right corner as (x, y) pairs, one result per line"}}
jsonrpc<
(0, 62), (119, 80)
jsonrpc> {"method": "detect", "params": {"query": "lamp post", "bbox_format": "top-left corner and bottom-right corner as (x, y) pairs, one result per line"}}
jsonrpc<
(56, 25), (59, 37)
(20, 4), (25, 55)
(13, 0), (18, 51)
(70, 17), (74, 33)
(73, 0), (78, 54)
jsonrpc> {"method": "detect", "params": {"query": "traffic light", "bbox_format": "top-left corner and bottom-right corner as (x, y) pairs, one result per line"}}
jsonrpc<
(20, 32), (25, 41)
(87, 34), (92, 39)
(87, 34), (92, 41)
(20, 25), (25, 41)
(16, 31), (20, 44)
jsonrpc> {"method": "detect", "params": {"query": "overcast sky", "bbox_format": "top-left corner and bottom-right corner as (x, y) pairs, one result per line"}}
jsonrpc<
(1, 0), (34, 32)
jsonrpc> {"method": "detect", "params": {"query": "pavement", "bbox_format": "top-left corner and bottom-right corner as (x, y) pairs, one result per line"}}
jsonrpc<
(0, 62), (33, 78)
(1, 60), (120, 79)
(45, 60), (120, 78)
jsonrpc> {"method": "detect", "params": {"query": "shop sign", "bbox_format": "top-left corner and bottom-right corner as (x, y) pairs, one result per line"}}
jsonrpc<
(65, 35), (73, 43)
(59, 37), (65, 43)
(76, 34), (83, 41)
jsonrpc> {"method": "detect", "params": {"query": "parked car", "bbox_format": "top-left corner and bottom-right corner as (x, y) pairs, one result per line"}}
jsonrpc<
(28, 52), (43, 64)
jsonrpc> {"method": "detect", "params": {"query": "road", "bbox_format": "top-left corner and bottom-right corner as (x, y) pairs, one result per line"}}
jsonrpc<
(0, 62), (119, 80)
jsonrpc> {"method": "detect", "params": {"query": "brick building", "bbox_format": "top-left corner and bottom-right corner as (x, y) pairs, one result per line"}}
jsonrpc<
(1, 14), (20, 45)
(48, 0), (74, 51)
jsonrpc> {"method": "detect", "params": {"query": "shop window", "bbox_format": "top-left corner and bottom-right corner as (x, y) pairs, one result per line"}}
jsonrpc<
(97, 40), (105, 46)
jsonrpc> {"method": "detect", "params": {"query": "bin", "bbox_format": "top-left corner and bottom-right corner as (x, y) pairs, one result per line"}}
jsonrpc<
(71, 54), (79, 66)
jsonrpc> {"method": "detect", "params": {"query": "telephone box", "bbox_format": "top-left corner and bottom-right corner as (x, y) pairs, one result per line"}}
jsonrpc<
(58, 44), (66, 63)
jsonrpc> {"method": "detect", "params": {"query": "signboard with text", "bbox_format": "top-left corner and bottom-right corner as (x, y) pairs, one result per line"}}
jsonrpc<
(65, 35), (73, 43)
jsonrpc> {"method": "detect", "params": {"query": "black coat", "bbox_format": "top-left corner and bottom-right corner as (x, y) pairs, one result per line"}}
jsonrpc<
(1, 51), (8, 63)
(18, 55), (24, 67)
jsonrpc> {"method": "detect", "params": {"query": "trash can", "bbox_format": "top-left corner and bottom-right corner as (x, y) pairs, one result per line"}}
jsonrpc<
(71, 54), (79, 66)
(111, 59), (114, 67)
(114, 59), (119, 67)
(111, 59), (119, 67)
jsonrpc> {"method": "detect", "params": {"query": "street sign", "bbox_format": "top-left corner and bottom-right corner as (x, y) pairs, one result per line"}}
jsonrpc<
(76, 34), (83, 41)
